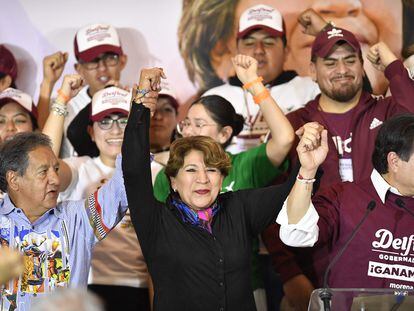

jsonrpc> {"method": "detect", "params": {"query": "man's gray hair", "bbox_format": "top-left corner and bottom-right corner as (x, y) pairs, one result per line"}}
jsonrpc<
(0, 132), (52, 192)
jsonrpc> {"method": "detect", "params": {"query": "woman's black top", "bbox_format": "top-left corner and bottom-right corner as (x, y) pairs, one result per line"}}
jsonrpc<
(122, 104), (296, 311)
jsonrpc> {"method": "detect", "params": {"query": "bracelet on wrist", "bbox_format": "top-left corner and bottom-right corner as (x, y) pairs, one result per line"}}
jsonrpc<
(50, 101), (68, 117)
(133, 88), (150, 104)
(253, 88), (270, 104)
(242, 76), (263, 90)
(296, 173), (316, 184)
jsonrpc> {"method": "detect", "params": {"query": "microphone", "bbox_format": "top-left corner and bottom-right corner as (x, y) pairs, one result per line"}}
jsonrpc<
(319, 200), (376, 311)
(395, 198), (414, 219)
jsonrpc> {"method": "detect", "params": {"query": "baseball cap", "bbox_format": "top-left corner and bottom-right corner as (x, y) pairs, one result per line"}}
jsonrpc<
(90, 86), (131, 122)
(238, 4), (284, 39)
(0, 45), (18, 80)
(159, 81), (179, 112)
(0, 88), (37, 118)
(311, 26), (361, 59)
(74, 23), (123, 62)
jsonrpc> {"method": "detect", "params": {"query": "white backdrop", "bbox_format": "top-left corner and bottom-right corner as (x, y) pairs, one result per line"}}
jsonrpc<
(0, 0), (196, 104)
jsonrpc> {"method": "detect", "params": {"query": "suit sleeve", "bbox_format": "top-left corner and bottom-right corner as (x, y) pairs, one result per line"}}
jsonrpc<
(385, 60), (414, 113)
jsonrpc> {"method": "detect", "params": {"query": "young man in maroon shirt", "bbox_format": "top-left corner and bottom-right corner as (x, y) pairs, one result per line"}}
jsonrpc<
(262, 9), (414, 310)
(278, 114), (414, 292)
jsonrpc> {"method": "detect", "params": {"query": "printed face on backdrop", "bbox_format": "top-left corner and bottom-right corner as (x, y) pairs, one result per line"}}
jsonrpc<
(209, 0), (401, 95)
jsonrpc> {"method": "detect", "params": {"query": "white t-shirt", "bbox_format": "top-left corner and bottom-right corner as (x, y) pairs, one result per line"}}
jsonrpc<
(59, 156), (149, 288)
(60, 87), (91, 158)
(204, 76), (320, 154)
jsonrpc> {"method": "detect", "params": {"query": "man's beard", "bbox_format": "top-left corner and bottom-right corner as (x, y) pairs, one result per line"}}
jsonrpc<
(321, 75), (362, 102)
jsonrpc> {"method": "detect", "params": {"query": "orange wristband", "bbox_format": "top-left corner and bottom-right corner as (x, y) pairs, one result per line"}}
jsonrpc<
(242, 76), (263, 90)
(57, 89), (70, 103)
(253, 89), (270, 104)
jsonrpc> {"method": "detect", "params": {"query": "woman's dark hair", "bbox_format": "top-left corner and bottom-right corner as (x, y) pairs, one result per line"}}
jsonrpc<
(0, 72), (17, 89)
(191, 95), (244, 148)
(372, 113), (414, 174)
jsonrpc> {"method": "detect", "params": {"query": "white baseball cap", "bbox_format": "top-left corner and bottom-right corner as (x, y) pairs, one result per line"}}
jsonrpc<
(238, 4), (284, 39)
(74, 23), (123, 62)
(90, 86), (131, 122)
(0, 87), (37, 118)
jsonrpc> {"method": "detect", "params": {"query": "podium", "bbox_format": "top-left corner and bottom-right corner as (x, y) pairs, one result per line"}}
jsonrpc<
(308, 288), (414, 311)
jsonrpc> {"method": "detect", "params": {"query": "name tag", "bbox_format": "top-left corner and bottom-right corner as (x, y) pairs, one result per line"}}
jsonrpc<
(339, 158), (353, 182)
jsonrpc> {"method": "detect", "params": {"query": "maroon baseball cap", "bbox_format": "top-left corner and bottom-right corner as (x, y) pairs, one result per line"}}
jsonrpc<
(0, 45), (18, 80)
(74, 23), (123, 62)
(311, 26), (361, 59)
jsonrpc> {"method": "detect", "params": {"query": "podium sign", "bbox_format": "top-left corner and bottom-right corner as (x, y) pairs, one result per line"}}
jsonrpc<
(309, 288), (414, 311)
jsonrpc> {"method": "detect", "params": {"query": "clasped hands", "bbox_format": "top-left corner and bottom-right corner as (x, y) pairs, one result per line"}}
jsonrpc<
(132, 68), (166, 116)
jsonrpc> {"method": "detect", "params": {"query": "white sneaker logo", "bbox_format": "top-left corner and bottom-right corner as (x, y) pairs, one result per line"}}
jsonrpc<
(224, 181), (235, 192)
(369, 118), (383, 130)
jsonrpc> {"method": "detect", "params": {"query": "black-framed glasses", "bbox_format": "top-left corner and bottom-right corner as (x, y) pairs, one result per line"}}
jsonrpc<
(97, 116), (128, 130)
(80, 53), (120, 70)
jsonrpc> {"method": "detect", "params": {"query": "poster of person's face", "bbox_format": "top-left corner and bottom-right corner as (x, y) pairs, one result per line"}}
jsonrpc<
(1, 0), (403, 105)
(201, 0), (402, 95)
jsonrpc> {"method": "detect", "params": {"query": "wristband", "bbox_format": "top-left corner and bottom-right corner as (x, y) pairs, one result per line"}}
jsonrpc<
(57, 89), (70, 104)
(242, 76), (263, 90)
(133, 88), (150, 104)
(253, 89), (270, 104)
(296, 174), (316, 184)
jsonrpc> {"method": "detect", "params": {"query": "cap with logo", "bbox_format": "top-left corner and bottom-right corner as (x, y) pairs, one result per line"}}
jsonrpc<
(311, 26), (361, 58)
(238, 4), (284, 39)
(74, 23), (123, 63)
(0, 45), (18, 80)
(90, 86), (131, 122)
(0, 88), (37, 118)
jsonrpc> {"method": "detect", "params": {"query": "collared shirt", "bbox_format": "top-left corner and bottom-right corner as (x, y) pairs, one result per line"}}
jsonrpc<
(276, 169), (404, 247)
(0, 156), (128, 311)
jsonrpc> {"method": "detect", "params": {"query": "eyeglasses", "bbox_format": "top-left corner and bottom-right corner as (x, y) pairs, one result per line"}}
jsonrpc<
(97, 116), (128, 130)
(80, 53), (120, 70)
(177, 119), (216, 135)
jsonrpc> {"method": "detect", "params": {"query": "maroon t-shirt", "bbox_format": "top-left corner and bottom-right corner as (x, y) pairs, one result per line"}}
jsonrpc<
(319, 108), (355, 181)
